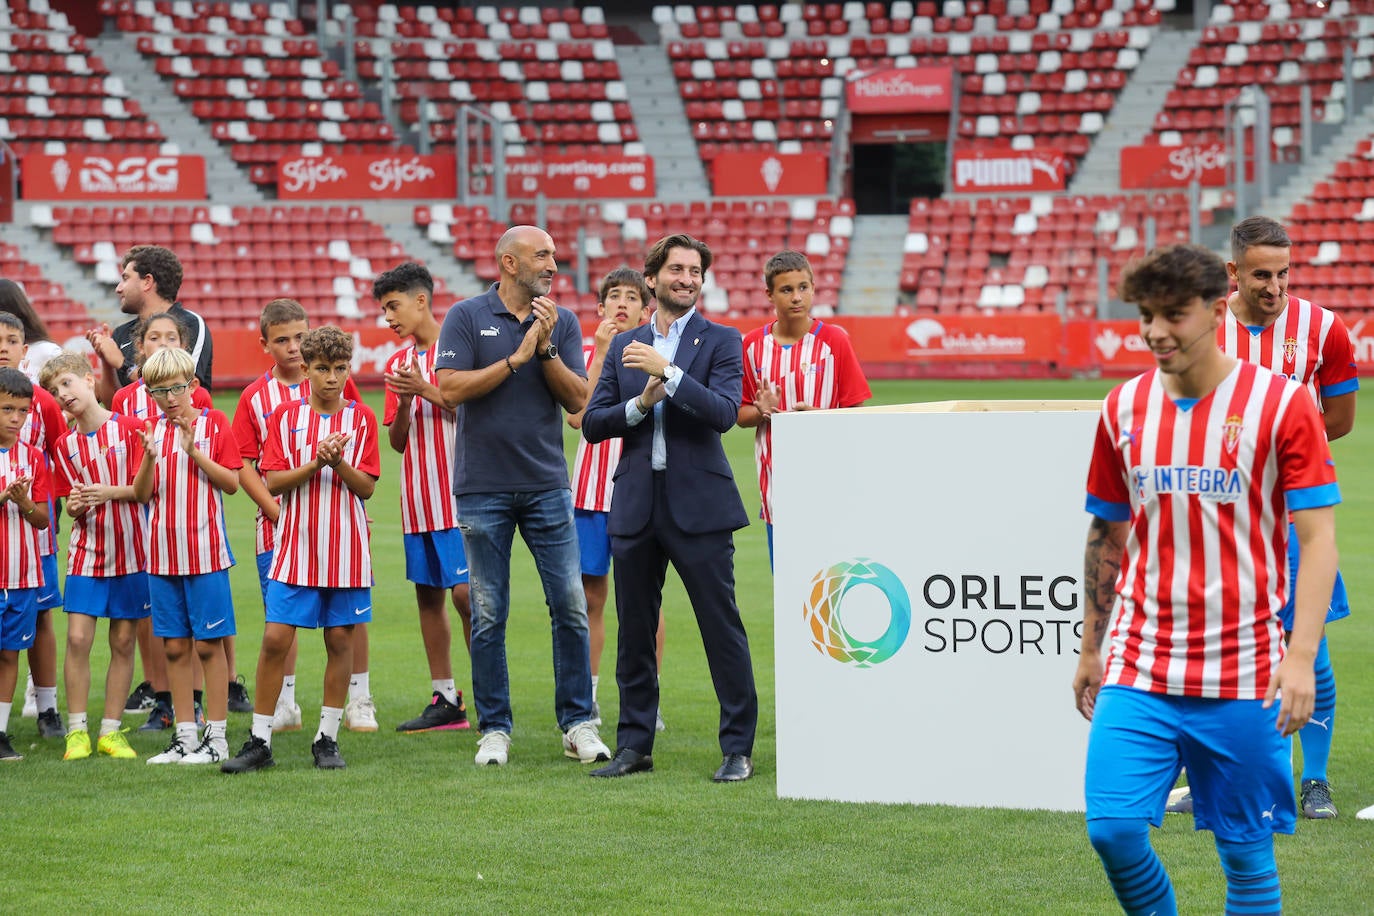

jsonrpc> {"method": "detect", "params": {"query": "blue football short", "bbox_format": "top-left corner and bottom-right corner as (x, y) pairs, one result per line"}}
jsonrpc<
(0, 588), (39, 650)
(1085, 685), (1295, 843)
(574, 509), (611, 577)
(266, 580), (372, 629)
(403, 528), (469, 588)
(255, 550), (273, 606)
(65, 572), (150, 621)
(38, 553), (62, 610)
(149, 570), (236, 640)
(1279, 521), (1350, 630)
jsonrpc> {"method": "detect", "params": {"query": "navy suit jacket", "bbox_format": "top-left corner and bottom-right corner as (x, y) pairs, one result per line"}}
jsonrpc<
(582, 311), (749, 537)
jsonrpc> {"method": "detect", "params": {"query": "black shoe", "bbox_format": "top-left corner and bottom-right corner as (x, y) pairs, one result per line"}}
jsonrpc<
(221, 735), (275, 773)
(1301, 778), (1338, 819)
(311, 735), (347, 769)
(1165, 787), (1194, 815)
(0, 731), (21, 761)
(124, 680), (155, 713)
(590, 747), (653, 778)
(396, 691), (470, 732)
(36, 708), (64, 738)
(227, 676), (253, 714)
(713, 753), (754, 783)
(138, 702), (174, 732)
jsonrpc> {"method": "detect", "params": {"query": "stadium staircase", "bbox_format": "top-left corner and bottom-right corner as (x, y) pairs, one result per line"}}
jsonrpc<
(1070, 27), (1199, 196)
(0, 214), (110, 330)
(1259, 102), (1374, 222)
(615, 43), (711, 202)
(839, 215), (907, 315)
(363, 200), (482, 301)
(87, 31), (267, 202)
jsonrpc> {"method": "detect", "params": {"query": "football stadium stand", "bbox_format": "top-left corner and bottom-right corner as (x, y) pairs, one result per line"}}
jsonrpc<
(4, 0), (1374, 376)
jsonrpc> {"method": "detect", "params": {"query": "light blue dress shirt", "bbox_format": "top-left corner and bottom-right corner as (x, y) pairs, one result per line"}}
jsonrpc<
(624, 308), (693, 470)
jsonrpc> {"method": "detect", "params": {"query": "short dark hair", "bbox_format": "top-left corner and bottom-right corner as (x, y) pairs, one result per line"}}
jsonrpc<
(260, 298), (308, 338)
(134, 311), (191, 355)
(0, 312), (24, 336)
(300, 326), (353, 365)
(763, 250), (814, 291)
(0, 279), (52, 344)
(1230, 216), (1290, 264)
(121, 245), (184, 301)
(598, 267), (649, 304)
(372, 262), (434, 302)
(644, 233), (713, 278)
(1119, 244), (1229, 309)
(0, 366), (34, 400)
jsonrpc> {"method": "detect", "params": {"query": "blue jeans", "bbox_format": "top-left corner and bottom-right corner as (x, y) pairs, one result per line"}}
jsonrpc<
(457, 489), (594, 734)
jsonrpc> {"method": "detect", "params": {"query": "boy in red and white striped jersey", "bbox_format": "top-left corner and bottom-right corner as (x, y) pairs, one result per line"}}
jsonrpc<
(376, 263), (472, 732)
(1217, 216), (1356, 819)
(739, 251), (870, 566)
(1074, 244), (1339, 915)
(0, 313), (66, 740)
(110, 309), (218, 732)
(223, 327), (380, 773)
(42, 352), (147, 761)
(231, 300), (362, 733)
(566, 268), (664, 726)
(0, 367), (52, 760)
(132, 346), (243, 766)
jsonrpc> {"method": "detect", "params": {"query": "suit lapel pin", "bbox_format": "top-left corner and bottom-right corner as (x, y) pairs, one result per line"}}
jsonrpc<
(693, 337), (700, 346)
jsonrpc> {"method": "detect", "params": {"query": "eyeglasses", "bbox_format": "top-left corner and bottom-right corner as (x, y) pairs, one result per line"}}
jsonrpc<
(147, 382), (192, 398)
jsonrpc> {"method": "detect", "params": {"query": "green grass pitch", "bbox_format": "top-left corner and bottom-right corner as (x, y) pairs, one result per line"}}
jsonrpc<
(9, 379), (1374, 914)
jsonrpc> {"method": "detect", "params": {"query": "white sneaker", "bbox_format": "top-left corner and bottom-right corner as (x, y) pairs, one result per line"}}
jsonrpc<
(271, 698), (302, 732)
(147, 735), (190, 764)
(475, 730), (511, 766)
(22, 672), (36, 718)
(562, 720), (611, 763)
(1357, 803), (1374, 821)
(345, 694), (378, 732)
(180, 733), (229, 765)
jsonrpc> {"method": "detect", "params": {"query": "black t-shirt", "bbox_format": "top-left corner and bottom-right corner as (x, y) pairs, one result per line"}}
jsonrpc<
(111, 302), (214, 390)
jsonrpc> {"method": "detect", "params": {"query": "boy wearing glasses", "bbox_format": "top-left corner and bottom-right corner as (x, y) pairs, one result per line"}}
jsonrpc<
(132, 347), (243, 765)
(0, 366), (53, 759)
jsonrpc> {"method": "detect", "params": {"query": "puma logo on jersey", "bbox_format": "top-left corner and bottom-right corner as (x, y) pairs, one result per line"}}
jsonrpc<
(479, 326), (500, 337)
(1260, 804), (1277, 821)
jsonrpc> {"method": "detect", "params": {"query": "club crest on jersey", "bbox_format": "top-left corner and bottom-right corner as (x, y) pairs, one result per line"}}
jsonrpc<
(1222, 414), (1244, 455)
(1283, 337), (1298, 365)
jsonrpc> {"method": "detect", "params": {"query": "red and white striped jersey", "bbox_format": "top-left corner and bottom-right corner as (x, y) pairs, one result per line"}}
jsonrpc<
(260, 397), (380, 588)
(741, 320), (871, 523)
(23, 385), (67, 556)
(111, 378), (213, 423)
(50, 414), (147, 577)
(0, 440), (50, 589)
(1085, 362), (1339, 700)
(1219, 294), (1359, 409)
(572, 342), (621, 512)
(231, 370), (361, 554)
(144, 408), (242, 576)
(382, 344), (459, 534)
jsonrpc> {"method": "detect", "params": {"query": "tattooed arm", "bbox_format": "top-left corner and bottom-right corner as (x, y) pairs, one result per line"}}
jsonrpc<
(1072, 514), (1127, 721)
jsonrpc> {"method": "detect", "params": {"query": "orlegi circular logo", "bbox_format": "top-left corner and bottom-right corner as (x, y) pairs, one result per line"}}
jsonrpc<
(803, 558), (911, 667)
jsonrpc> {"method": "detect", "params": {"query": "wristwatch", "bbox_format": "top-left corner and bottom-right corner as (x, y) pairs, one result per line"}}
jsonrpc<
(537, 344), (558, 361)
(661, 364), (680, 382)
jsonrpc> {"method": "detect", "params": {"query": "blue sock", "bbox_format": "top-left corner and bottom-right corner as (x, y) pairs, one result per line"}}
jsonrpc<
(1216, 836), (1280, 915)
(1087, 818), (1177, 916)
(1299, 635), (1335, 782)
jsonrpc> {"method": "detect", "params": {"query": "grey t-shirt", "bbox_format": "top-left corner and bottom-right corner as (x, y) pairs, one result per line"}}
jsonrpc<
(434, 284), (586, 495)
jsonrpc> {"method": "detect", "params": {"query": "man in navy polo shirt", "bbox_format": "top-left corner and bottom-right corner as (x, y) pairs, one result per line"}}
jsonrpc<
(434, 225), (611, 768)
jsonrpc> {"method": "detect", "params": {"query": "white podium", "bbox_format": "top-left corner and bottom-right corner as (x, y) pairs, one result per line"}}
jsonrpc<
(772, 401), (1102, 811)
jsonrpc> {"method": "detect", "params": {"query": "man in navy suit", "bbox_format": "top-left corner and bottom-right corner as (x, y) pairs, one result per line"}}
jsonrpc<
(582, 234), (758, 783)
